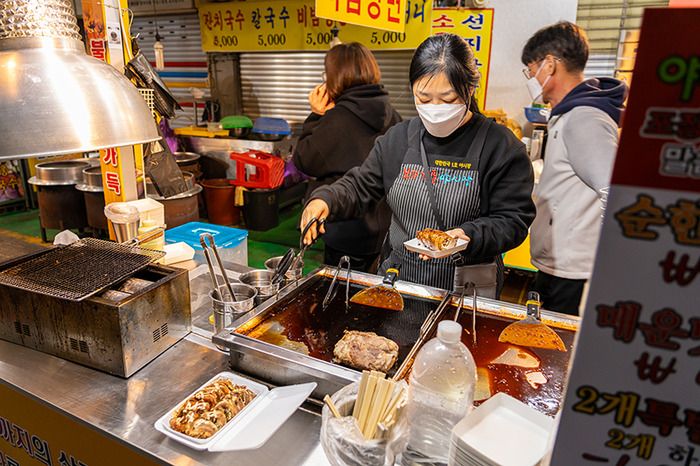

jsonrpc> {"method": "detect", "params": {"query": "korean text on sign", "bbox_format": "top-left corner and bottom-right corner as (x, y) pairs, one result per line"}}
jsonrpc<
(316, 0), (406, 33)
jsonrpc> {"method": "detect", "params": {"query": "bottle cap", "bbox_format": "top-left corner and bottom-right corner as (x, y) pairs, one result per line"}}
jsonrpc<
(437, 320), (462, 343)
(142, 218), (157, 228)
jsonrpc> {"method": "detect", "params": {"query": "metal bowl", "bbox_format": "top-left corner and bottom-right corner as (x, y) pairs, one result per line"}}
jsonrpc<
(228, 127), (251, 138)
(173, 152), (200, 165)
(265, 256), (304, 281)
(33, 160), (91, 185)
(252, 132), (288, 141)
(239, 269), (280, 297)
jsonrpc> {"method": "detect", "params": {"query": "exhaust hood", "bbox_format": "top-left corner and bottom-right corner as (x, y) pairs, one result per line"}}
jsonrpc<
(0, 0), (161, 160)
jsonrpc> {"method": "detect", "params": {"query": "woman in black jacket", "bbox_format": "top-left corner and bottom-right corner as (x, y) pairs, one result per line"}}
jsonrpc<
(300, 34), (535, 296)
(293, 42), (402, 272)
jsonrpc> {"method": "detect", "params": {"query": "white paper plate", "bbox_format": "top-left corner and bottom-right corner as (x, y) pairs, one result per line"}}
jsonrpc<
(451, 393), (555, 466)
(404, 237), (469, 258)
(154, 371), (316, 452)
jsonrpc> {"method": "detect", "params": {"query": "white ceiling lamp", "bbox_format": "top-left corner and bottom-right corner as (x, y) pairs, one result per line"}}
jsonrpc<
(152, 0), (164, 71)
(0, 0), (161, 160)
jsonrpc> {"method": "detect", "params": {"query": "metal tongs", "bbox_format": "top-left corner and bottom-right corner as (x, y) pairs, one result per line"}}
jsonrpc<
(453, 282), (477, 346)
(419, 292), (453, 340)
(294, 217), (325, 269)
(322, 255), (351, 310)
(270, 248), (296, 285)
(200, 233), (236, 301)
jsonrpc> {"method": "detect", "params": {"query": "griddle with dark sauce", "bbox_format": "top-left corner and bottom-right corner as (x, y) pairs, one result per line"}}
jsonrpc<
(236, 275), (436, 376)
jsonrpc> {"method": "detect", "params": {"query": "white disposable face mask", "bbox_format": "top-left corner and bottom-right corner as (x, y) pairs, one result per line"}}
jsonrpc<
(415, 102), (468, 138)
(526, 60), (551, 105)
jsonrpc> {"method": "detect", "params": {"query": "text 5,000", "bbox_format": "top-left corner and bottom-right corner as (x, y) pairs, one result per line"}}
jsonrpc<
(213, 35), (238, 47)
(370, 31), (406, 45)
(258, 33), (286, 46)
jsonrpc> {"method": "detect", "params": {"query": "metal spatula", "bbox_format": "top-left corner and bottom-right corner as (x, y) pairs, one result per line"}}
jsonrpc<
(498, 291), (566, 351)
(349, 265), (403, 311)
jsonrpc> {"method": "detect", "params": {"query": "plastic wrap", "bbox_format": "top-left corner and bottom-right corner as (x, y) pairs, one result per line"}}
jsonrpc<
(104, 202), (139, 224)
(320, 381), (409, 466)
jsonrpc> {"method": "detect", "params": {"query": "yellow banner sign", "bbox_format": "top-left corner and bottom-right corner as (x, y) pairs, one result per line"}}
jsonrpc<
(316, 0), (406, 33)
(431, 8), (494, 111)
(199, 0), (431, 52)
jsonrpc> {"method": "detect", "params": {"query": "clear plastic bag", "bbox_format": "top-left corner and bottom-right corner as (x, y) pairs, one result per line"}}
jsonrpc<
(320, 381), (409, 466)
(103, 202), (139, 224)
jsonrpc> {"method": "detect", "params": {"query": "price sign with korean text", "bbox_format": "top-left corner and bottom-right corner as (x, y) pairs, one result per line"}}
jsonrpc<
(316, 0), (406, 33)
(431, 8), (493, 112)
(551, 8), (700, 466)
(198, 0), (431, 52)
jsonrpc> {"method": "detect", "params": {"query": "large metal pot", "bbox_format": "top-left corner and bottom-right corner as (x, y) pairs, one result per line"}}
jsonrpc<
(75, 167), (107, 231)
(29, 160), (91, 186)
(75, 166), (103, 192)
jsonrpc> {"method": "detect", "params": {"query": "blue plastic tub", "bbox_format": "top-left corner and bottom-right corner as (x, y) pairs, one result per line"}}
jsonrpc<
(165, 222), (248, 266)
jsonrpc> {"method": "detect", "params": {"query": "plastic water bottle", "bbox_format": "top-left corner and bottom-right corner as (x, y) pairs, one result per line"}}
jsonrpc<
(402, 320), (477, 466)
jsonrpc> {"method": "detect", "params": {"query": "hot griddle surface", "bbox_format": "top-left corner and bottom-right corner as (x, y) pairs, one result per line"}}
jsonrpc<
(236, 274), (438, 376)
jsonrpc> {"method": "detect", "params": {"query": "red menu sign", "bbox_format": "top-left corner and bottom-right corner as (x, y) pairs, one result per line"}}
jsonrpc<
(550, 8), (700, 465)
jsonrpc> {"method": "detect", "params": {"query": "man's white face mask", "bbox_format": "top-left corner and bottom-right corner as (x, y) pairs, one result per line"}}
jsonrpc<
(526, 59), (551, 105)
(415, 102), (469, 138)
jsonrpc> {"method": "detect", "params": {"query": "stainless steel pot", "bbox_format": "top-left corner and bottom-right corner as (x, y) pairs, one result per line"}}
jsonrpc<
(173, 152), (200, 166)
(30, 160), (91, 186)
(75, 166), (104, 192)
(239, 269), (280, 298)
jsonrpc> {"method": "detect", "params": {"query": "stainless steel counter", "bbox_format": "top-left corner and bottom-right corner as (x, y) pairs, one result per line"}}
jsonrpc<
(0, 319), (330, 465)
(0, 240), (330, 465)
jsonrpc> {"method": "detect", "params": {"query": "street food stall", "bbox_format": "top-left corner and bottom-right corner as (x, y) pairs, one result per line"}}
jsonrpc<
(7, 0), (696, 463)
(0, 230), (579, 464)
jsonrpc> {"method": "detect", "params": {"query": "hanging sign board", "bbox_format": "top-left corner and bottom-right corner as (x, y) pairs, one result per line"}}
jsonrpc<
(128, 0), (195, 14)
(315, 0), (406, 33)
(550, 8), (700, 465)
(198, 0), (431, 52)
(431, 8), (493, 112)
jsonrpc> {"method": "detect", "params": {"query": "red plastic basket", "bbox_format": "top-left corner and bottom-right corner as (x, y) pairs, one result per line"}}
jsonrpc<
(229, 150), (285, 189)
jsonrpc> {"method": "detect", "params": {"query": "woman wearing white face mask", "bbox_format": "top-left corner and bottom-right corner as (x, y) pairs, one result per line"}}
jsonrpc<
(300, 34), (535, 295)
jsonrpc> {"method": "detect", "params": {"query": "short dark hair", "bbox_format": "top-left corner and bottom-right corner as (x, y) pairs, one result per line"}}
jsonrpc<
(409, 33), (481, 113)
(521, 21), (589, 73)
(325, 42), (381, 101)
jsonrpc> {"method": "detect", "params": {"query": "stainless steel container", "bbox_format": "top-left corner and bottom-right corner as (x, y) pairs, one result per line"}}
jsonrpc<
(76, 166), (108, 231)
(211, 283), (257, 351)
(239, 269), (281, 299)
(32, 160), (91, 185)
(265, 256), (304, 286)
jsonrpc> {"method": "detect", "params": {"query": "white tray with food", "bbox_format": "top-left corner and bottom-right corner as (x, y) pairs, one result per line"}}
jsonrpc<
(404, 229), (468, 259)
(154, 371), (316, 452)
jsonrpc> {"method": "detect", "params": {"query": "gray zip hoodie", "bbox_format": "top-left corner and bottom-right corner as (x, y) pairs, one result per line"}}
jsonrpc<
(530, 78), (628, 279)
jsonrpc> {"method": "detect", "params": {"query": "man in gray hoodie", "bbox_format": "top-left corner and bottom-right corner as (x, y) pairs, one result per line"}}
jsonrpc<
(521, 21), (628, 316)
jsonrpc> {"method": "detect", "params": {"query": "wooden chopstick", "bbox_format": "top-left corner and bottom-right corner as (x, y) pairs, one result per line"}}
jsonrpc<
(353, 370), (370, 419)
(357, 372), (381, 434)
(324, 395), (341, 418)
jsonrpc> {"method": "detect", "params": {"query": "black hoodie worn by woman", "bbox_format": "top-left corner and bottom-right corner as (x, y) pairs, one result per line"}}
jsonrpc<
(293, 83), (402, 270)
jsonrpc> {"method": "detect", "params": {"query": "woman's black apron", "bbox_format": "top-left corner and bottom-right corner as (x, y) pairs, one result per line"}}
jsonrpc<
(379, 116), (502, 292)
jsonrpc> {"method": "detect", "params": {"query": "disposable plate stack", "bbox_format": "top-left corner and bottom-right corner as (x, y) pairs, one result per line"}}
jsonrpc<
(448, 393), (556, 466)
